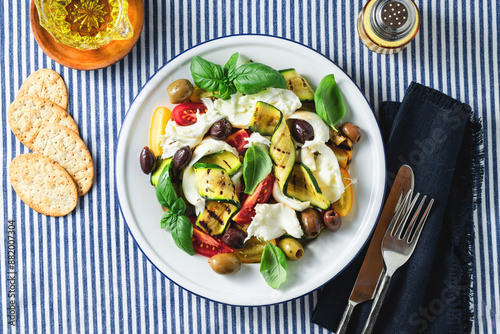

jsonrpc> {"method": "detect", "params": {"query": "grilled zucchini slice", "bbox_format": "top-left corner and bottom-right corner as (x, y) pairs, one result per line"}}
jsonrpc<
(194, 163), (240, 207)
(196, 200), (239, 236)
(249, 101), (283, 136)
(280, 68), (315, 102)
(284, 163), (330, 209)
(270, 116), (296, 190)
(197, 150), (242, 176)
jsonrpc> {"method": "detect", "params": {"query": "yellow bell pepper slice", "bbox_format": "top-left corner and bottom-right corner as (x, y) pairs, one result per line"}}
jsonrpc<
(148, 106), (172, 157)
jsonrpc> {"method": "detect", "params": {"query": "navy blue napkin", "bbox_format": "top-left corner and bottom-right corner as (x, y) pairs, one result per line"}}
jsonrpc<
(312, 82), (482, 333)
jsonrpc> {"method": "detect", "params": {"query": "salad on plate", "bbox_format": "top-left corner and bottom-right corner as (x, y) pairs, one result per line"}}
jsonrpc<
(138, 53), (362, 288)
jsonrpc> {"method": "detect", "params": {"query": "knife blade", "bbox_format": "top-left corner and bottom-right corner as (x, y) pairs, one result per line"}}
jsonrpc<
(336, 164), (414, 334)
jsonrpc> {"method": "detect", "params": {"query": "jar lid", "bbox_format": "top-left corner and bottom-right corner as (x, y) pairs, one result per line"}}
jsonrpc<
(370, 0), (417, 41)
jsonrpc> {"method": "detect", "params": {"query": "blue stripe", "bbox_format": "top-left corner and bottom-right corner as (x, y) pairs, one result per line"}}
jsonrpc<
(257, 0), (262, 34)
(133, 246), (141, 331)
(196, 295), (202, 333)
(169, 283), (175, 332)
(46, 218), (55, 329)
(187, 0), (194, 48)
(239, 0), (244, 34)
(143, 260), (150, 334)
(151, 269), (158, 334)
(170, 0), (176, 59)
(161, 276), (167, 333)
(63, 215), (72, 333)
(307, 0), (312, 45)
(37, 215), (46, 332)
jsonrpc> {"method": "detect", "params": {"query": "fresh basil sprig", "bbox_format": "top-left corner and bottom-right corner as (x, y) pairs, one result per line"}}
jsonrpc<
(233, 62), (287, 95)
(157, 168), (194, 255)
(243, 144), (273, 195)
(260, 241), (287, 289)
(314, 74), (346, 131)
(190, 53), (287, 100)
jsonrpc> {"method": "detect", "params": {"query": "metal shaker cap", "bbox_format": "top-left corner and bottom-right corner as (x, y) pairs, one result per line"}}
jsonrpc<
(369, 0), (417, 41)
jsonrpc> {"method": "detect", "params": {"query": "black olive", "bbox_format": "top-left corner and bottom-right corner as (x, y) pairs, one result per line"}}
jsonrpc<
(300, 208), (323, 238)
(173, 146), (192, 170)
(140, 146), (156, 174)
(291, 120), (314, 144)
(222, 228), (247, 249)
(323, 209), (342, 232)
(210, 118), (232, 140)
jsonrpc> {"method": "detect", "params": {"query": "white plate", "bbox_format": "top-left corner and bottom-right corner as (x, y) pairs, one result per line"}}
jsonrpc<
(115, 35), (386, 306)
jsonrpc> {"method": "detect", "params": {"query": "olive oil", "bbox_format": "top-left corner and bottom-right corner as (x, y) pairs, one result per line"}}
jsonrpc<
(35, 0), (133, 50)
(64, 0), (112, 37)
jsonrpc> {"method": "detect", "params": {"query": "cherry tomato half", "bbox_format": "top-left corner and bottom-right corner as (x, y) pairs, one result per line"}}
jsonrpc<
(233, 173), (274, 224)
(172, 102), (207, 126)
(192, 227), (233, 258)
(225, 129), (249, 154)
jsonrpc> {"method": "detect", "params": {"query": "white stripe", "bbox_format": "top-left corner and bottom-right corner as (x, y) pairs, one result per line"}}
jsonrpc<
(484, 1), (500, 328)
(472, 1), (491, 332)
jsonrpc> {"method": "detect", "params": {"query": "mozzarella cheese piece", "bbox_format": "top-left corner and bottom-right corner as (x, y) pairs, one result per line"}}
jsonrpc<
(243, 132), (271, 149)
(160, 105), (223, 158)
(272, 180), (310, 211)
(182, 138), (239, 214)
(246, 203), (304, 241)
(212, 88), (301, 127)
(300, 141), (344, 203)
(160, 89), (301, 157)
(287, 111), (330, 146)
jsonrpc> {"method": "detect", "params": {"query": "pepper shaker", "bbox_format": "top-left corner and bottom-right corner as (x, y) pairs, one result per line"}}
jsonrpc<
(357, 0), (420, 54)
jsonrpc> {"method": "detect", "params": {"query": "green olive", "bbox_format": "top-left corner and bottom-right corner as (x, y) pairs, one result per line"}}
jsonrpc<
(167, 79), (194, 104)
(208, 253), (241, 275)
(278, 238), (304, 261)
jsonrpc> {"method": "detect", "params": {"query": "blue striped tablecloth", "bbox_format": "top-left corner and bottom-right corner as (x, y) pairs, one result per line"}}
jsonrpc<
(1, 0), (498, 333)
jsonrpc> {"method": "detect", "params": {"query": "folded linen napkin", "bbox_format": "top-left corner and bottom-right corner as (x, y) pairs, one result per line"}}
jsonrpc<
(311, 82), (482, 333)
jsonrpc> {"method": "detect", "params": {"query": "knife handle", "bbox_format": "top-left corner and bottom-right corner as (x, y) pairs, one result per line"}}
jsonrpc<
(361, 273), (392, 334)
(336, 300), (356, 334)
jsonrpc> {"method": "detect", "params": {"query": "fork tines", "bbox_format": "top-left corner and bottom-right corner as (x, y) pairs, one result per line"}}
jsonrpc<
(390, 190), (434, 243)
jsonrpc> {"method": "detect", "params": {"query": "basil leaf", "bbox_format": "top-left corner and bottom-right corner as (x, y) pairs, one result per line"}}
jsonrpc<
(314, 74), (346, 130)
(224, 52), (239, 80)
(170, 214), (195, 255)
(190, 56), (225, 92)
(214, 81), (236, 100)
(243, 144), (273, 195)
(233, 63), (287, 95)
(160, 210), (177, 230)
(260, 242), (287, 289)
(171, 197), (186, 216)
(156, 167), (178, 209)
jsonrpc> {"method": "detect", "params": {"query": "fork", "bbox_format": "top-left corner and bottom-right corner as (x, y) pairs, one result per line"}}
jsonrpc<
(361, 190), (434, 334)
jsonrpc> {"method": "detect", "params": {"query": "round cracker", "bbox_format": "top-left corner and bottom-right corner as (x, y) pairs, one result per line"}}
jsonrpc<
(9, 153), (78, 216)
(33, 124), (94, 197)
(8, 96), (79, 151)
(17, 69), (68, 109)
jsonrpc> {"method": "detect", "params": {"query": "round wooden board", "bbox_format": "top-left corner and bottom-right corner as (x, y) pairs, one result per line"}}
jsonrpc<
(30, 0), (144, 71)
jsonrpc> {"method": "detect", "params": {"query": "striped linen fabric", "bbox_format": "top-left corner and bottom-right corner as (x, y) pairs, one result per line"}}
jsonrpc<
(0, 0), (498, 333)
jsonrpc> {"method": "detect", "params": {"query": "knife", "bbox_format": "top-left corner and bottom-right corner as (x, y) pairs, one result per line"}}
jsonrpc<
(336, 164), (414, 334)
